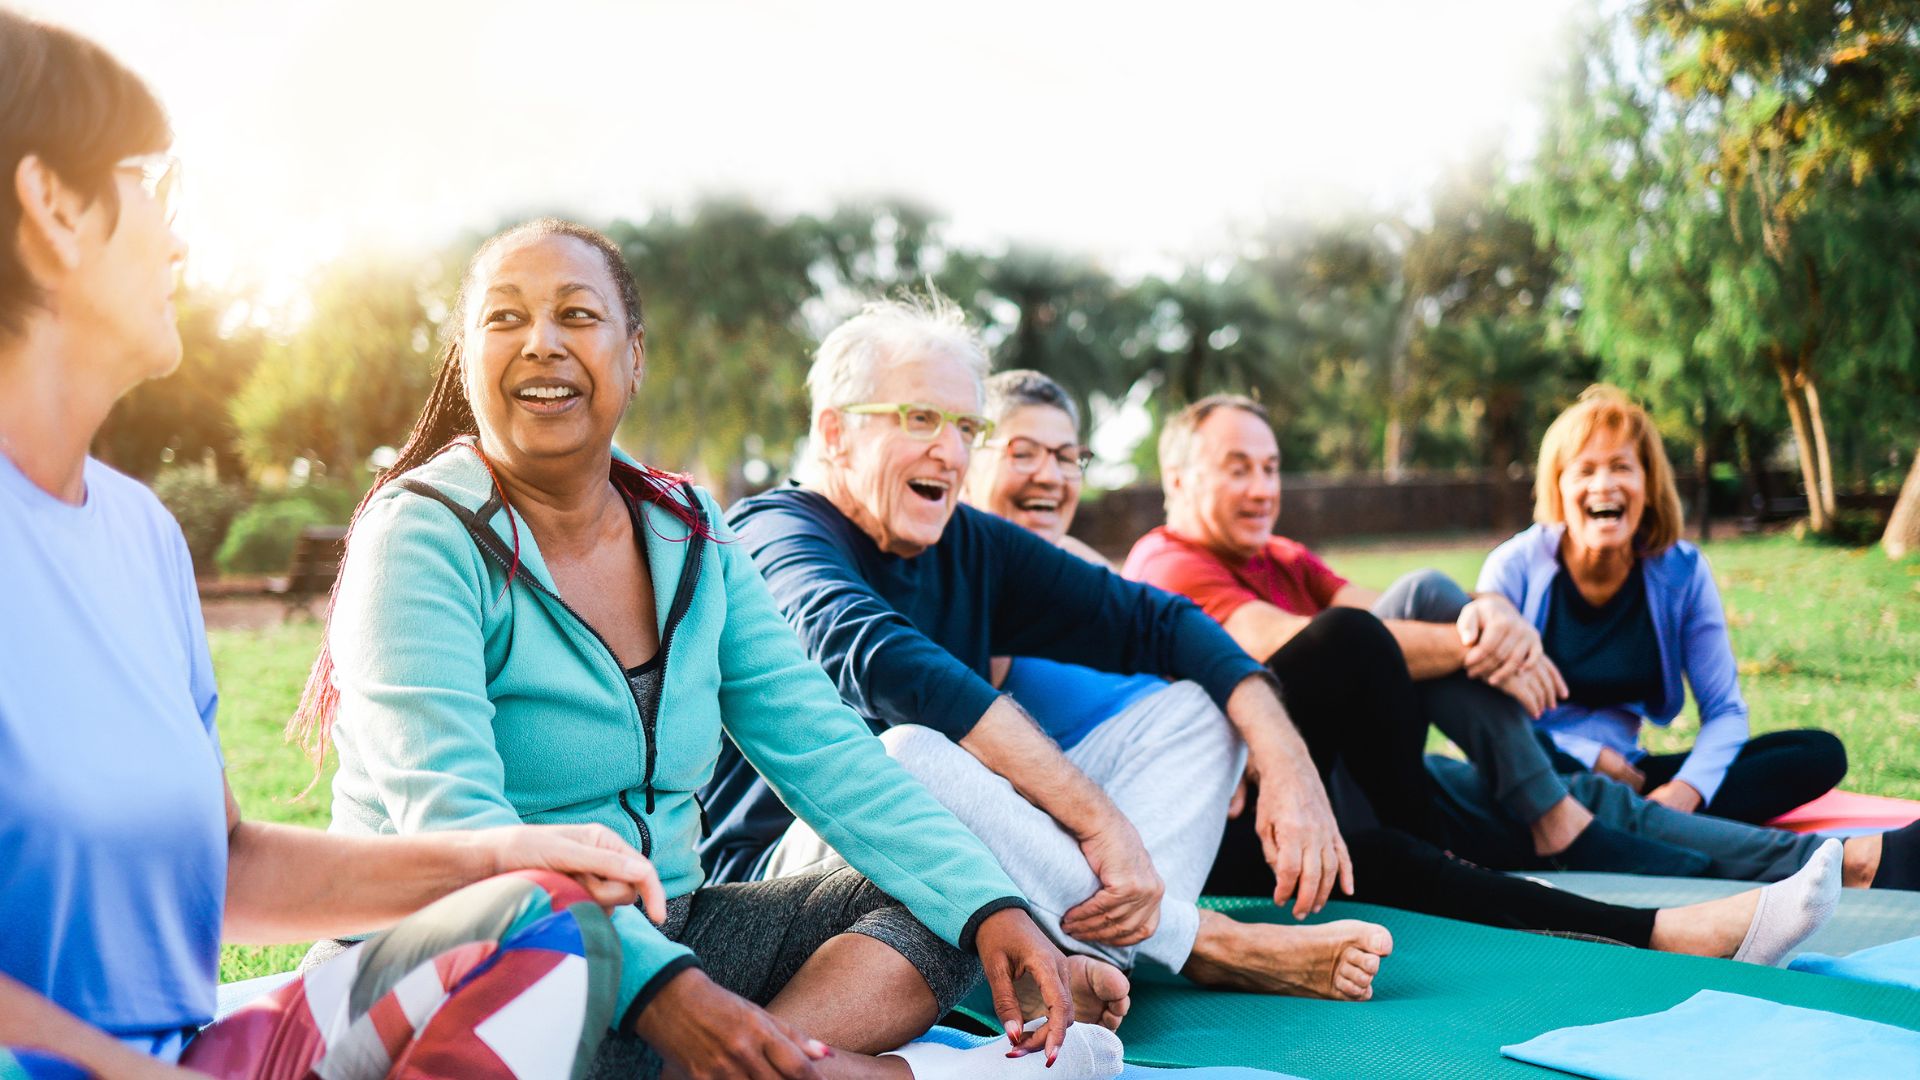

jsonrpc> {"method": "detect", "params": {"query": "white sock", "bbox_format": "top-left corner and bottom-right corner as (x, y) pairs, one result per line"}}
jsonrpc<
(1733, 838), (1843, 967)
(883, 1021), (1123, 1080)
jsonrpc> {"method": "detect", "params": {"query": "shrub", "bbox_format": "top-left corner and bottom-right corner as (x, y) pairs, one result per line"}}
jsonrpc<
(150, 469), (249, 574)
(216, 496), (338, 575)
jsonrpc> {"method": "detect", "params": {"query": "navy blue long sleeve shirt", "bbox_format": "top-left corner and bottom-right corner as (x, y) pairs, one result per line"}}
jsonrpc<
(698, 485), (1267, 883)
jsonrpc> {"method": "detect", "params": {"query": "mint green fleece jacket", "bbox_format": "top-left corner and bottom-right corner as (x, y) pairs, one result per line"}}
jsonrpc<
(324, 447), (1026, 1023)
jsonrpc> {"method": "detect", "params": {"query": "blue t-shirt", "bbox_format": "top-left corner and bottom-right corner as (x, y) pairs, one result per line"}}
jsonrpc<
(0, 453), (227, 1060)
(1000, 658), (1164, 750)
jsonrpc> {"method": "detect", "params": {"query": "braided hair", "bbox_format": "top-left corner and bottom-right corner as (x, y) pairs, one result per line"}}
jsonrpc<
(289, 218), (712, 770)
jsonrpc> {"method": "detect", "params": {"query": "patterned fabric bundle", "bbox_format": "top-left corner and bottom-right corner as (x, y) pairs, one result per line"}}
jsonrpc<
(5, 870), (621, 1080)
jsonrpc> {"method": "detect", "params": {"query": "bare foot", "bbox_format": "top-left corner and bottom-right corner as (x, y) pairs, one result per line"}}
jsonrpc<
(1018, 955), (1131, 1031)
(1180, 909), (1392, 1000)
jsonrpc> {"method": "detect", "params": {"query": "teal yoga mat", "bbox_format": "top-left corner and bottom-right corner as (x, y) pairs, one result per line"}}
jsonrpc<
(958, 898), (1920, 1079)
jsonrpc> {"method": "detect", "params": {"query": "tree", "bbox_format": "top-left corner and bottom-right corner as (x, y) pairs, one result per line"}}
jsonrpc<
(1521, 6), (1920, 535)
(94, 287), (265, 481)
(229, 260), (442, 480)
(1644, 0), (1920, 534)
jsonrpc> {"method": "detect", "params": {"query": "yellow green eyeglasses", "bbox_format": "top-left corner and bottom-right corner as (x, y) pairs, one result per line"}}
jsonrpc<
(841, 403), (996, 444)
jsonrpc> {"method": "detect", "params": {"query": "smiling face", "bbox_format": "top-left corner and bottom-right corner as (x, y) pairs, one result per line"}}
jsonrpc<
(461, 233), (641, 472)
(821, 349), (981, 558)
(1168, 406), (1281, 562)
(963, 403), (1083, 543)
(1557, 426), (1647, 557)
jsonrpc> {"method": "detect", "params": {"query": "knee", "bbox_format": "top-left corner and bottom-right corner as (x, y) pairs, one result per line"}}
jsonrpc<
(880, 723), (952, 760)
(1799, 729), (1849, 788)
(1300, 606), (1403, 669)
(1388, 568), (1471, 622)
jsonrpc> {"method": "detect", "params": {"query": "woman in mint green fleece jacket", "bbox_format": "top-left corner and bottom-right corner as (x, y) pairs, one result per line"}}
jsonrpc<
(296, 220), (1113, 1080)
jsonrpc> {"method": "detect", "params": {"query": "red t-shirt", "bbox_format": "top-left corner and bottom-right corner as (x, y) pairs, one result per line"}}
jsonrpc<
(1122, 526), (1349, 625)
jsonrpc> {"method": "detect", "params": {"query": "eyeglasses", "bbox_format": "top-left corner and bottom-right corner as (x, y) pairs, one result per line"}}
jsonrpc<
(842, 402), (995, 444)
(981, 436), (1094, 477)
(114, 152), (182, 226)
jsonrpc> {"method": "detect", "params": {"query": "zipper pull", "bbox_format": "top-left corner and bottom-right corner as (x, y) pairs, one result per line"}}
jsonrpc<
(645, 782), (656, 814)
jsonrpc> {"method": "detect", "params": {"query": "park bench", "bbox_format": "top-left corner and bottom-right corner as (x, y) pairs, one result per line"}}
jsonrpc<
(268, 524), (347, 618)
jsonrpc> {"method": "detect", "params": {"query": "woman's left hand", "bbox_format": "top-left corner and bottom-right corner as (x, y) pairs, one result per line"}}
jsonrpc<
(975, 908), (1075, 1065)
(1645, 781), (1704, 814)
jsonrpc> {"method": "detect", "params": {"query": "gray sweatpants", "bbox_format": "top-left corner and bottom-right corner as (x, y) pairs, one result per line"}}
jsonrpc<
(764, 680), (1244, 973)
(1382, 568), (1825, 881)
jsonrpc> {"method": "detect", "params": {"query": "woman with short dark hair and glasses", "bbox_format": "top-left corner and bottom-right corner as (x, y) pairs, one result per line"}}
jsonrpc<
(0, 11), (667, 1078)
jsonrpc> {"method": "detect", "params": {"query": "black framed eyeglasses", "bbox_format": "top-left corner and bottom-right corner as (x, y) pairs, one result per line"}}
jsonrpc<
(980, 436), (1094, 476)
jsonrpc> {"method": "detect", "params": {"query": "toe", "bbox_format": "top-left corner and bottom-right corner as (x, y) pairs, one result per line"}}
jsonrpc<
(1345, 948), (1381, 976)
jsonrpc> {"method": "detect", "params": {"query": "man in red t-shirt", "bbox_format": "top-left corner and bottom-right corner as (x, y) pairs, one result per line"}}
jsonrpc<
(1125, 395), (1714, 877)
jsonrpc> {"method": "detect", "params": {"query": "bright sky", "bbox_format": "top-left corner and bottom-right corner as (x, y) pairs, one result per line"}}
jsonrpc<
(46, 0), (1582, 291)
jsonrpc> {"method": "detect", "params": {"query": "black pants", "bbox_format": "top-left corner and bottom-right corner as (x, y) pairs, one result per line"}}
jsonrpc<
(1206, 607), (1657, 948)
(1637, 729), (1847, 825)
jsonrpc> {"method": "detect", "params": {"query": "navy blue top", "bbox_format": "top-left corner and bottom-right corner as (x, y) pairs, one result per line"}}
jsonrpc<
(700, 485), (1266, 882)
(1544, 562), (1663, 710)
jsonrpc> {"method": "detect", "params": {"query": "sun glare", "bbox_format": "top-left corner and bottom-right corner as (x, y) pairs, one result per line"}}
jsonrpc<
(43, 0), (1581, 313)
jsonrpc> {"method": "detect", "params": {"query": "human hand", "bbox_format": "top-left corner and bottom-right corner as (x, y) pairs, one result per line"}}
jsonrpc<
(1252, 760), (1354, 919)
(976, 908), (1076, 1065)
(1646, 780), (1703, 814)
(1458, 596), (1543, 683)
(479, 823), (666, 920)
(1063, 820), (1164, 946)
(1487, 656), (1569, 719)
(1593, 747), (1648, 794)
(632, 969), (832, 1079)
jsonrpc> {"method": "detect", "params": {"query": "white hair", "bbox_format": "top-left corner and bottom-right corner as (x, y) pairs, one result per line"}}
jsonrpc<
(804, 291), (990, 466)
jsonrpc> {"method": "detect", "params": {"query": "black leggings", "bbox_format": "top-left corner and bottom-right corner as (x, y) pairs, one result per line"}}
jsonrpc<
(1637, 729), (1847, 825)
(1205, 607), (1658, 948)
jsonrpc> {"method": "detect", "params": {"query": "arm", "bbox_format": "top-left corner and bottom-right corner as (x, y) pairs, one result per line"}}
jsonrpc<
(735, 497), (1002, 740)
(1660, 557), (1750, 807)
(1333, 580), (1560, 692)
(223, 781), (659, 944)
(0, 974), (194, 1080)
(1221, 597), (1314, 661)
(326, 497), (688, 1026)
(959, 697), (1163, 944)
(1221, 674), (1353, 917)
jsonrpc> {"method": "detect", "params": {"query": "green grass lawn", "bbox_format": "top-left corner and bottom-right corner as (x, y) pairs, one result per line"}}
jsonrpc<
(211, 534), (1920, 982)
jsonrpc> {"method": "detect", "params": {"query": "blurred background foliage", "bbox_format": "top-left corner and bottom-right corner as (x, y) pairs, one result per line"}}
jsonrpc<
(103, 0), (1920, 571)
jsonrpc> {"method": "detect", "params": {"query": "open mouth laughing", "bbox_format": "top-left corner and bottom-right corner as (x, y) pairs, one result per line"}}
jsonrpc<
(511, 378), (583, 413)
(906, 477), (951, 503)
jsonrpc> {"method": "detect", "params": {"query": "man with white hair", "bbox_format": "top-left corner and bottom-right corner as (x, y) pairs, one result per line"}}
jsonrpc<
(701, 295), (1395, 1005)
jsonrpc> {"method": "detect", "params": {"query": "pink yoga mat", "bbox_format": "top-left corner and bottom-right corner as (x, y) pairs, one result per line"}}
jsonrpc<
(1768, 789), (1920, 834)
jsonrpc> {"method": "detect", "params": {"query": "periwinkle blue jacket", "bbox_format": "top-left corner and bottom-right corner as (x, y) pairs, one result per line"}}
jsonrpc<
(325, 446), (1025, 1025)
(1477, 523), (1749, 802)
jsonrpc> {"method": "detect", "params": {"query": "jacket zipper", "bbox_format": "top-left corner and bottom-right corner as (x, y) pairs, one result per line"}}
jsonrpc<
(618, 790), (653, 856)
(397, 479), (706, 860)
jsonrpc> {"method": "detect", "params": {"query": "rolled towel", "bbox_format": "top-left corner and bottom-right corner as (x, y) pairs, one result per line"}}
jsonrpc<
(884, 1019), (1124, 1080)
(1732, 837), (1843, 967)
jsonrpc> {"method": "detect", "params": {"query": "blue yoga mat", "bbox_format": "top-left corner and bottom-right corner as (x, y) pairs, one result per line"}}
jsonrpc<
(1789, 934), (1920, 991)
(919, 1025), (1301, 1079)
(1501, 989), (1920, 1079)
